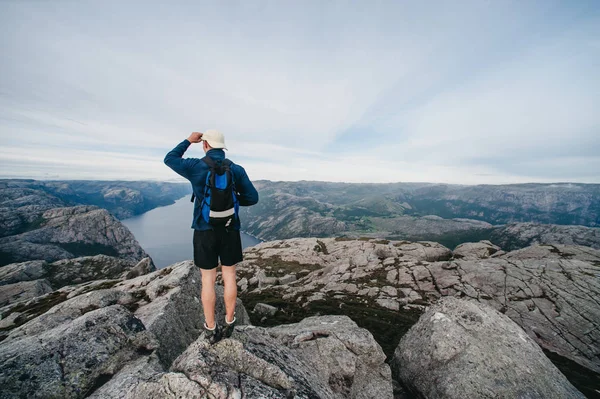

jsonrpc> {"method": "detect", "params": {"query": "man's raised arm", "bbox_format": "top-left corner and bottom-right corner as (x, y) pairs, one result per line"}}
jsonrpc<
(164, 132), (203, 180)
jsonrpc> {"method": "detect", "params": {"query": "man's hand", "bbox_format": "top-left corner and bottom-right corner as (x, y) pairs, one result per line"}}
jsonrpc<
(187, 132), (203, 144)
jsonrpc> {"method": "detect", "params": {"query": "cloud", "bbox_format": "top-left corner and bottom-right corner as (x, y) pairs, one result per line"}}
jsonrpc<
(0, 1), (599, 183)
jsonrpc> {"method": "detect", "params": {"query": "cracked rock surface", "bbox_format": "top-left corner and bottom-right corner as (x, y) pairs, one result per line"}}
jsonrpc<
(0, 262), (248, 397)
(90, 315), (392, 399)
(0, 255), (155, 307)
(237, 238), (600, 374)
(392, 297), (585, 398)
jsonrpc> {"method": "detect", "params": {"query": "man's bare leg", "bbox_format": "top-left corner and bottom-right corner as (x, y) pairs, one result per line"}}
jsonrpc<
(200, 268), (217, 328)
(221, 265), (237, 323)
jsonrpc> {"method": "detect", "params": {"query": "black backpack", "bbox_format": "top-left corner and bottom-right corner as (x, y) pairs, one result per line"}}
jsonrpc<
(193, 157), (238, 227)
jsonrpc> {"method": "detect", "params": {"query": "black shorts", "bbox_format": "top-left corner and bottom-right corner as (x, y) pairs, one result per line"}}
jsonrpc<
(193, 227), (243, 269)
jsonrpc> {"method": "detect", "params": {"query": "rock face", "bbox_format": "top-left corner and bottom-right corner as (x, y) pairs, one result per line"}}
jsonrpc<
(492, 222), (600, 250)
(0, 179), (190, 224)
(0, 261), (250, 398)
(1, 257), (394, 399)
(0, 206), (151, 266)
(90, 315), (392, 399)
(237, 238), (600, 375)
(267, 316), (393, 398)
(392, 297), (585, 398)
(0, 255), (155, 307)
(0, 279), (54, 307)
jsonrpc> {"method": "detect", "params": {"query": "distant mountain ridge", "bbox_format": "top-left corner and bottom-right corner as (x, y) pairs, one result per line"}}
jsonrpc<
(239, 181), (600, 248)
(0, 179), (191, 238)
(0, 179), (190, 266)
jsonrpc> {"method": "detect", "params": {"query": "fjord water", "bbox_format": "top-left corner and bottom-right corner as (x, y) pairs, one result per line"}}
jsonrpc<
(123, 196), (261, 268)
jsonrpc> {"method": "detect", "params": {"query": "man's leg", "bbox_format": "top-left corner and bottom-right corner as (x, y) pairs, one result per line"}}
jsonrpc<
(200, 268), (217, 328)
(194, 229), (219, 330)
(221, 265), (237, 323)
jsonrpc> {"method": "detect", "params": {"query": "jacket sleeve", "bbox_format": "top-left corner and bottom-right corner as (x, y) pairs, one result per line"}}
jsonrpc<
(164, 139), (195, 180)
(235, 166), (259, 206)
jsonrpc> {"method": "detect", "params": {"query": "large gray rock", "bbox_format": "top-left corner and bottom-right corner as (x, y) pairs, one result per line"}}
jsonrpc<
(267, 315), (393, 399)
(118, 261), (250, 366)
(89, 315), (392, 399)
(0, 261), (251, 398)
(392, 297), (585, 399)
(0, 305), (156, 399)
(0, 206), (150, 266)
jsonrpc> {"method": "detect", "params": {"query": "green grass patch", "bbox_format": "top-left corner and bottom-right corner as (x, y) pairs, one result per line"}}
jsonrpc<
(251, 256), (322, 275)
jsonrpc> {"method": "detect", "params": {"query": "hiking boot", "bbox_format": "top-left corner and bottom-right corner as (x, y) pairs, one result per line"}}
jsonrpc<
(222, 315), (236, 338)
(203, 322), (222, 344)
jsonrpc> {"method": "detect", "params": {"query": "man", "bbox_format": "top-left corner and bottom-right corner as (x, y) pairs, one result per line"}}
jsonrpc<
(164, 129), (258, 343)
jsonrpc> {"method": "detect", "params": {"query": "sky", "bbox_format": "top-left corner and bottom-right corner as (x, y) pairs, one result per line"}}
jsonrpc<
(1, 1), (599, 184)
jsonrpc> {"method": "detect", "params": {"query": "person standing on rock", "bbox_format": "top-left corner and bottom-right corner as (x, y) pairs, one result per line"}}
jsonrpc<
(164, 130), (259, 343)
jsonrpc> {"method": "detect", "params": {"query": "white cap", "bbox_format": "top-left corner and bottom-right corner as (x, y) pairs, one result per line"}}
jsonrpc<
(202, 129), (227, 150)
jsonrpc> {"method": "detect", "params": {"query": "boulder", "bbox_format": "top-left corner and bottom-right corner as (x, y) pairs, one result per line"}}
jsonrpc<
(267, 315), (393, 399)
(391, 297), (585, 399)
(0, 305), (157, 399)
(46, 255), (155, 288)
(453, 240), (502, 259)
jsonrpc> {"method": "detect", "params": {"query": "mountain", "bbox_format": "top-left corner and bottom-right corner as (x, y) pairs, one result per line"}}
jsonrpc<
(0, 205), (153, 267)
(0, 179), (190, 266)
(239, 181), (600, 249)
(0, 179), (191, 237)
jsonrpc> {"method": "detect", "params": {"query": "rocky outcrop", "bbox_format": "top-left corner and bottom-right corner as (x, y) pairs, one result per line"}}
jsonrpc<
(1, 257), (396, 399)
(236, 238), (600, 375)
(267, 316), (393, 398)
(0, 206), (151, 266)
(0, 305), (156, 399)
(90, 315), (392, 399)
(492, 222), (600, 250)
(0, 187), (65, 238)
(0, 261), (249, 397)
(0, 256), (155, 307)
(392, 297), (585, 398)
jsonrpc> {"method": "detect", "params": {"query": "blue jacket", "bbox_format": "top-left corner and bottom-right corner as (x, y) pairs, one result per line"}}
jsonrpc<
(164, 139), (259, 231)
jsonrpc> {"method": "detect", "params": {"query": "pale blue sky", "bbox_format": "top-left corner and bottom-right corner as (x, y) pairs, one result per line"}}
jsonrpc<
(1, 1), (599, 183)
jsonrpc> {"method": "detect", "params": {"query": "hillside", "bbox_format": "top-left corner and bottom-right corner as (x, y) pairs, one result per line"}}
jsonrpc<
(239, 181), (600, 249)
(0, 179), (191, 236)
